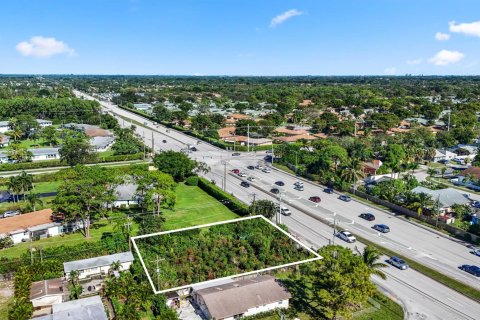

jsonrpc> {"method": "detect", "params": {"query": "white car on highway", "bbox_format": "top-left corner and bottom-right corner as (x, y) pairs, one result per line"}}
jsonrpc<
(336, 230), (356, 243)
(262, 168), (271, 173)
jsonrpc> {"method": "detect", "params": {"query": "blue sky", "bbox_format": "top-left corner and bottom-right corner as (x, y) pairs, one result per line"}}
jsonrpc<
(0, 0), (479, 75)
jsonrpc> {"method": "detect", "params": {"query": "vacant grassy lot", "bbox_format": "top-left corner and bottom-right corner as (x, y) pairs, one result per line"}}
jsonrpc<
(0, 183), (237, 259)
(162, 183), (238, 230)
(0, 280), (13, 320)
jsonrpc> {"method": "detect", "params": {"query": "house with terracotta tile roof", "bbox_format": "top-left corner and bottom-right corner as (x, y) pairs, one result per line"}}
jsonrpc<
(274, 127), (309, 136)
(274, 134), (318, 143)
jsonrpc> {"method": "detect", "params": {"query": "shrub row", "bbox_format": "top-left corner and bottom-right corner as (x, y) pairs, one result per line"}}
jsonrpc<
(8, 266), (33, 320)
(197, 177), (249, 216)
(0, 153), (145, 172)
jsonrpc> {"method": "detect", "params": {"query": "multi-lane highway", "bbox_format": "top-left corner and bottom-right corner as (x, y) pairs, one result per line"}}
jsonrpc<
(75, 90), (480, 319)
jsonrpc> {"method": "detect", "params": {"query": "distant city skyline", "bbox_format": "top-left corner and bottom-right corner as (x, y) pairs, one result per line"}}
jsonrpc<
(0, 0), (479, 75)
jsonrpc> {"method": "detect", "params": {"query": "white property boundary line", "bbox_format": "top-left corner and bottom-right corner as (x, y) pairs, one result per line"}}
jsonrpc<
(131, 215), (322, 294)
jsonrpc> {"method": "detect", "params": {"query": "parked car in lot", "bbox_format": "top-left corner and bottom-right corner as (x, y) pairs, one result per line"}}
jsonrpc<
(2, 210), (20, 218)
(459, 265), (480, 277)
(387, 256), (409, 270)
(275, 181), (285, 186)
(337, 231), (356, 243)
(339, 195), (351, 202)
(247, 165), (255, 170)
(232, 152), (241, 156)
(231, 169), (240, 174)
(240, 181), (250, 188)
(238, 172), (247, 177)
(373, 224), (390, 233)
(277, 206), (292, 216)
(309, 196), (321, 203)
(323, 188), (334, 194)
(262, 168), (271, 173)
(359, 213), (375, 221)
(270, 188), (280, 194)
(247, 176), (256, 182)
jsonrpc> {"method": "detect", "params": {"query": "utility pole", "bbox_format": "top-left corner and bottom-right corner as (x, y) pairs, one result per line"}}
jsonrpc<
(332, 213), (337, 245)
(271, 144), (275, 165)
(221, 160), (228, 191)
(40, 247), (43, 263)
(155, 255), (165, 291)
(143, 131), (146, 160)
(247, 124), (250, 153)
(354, 121), (357, 137)
(124, 215), (132, 251)
(151, 131), (154, 155)
(447, 108), (451, 132)
(277, 193), (282, 224)
(250, 192), (257, 216)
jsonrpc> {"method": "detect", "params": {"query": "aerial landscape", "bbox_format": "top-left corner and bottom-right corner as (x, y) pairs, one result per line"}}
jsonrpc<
(1, 1), (480, 320)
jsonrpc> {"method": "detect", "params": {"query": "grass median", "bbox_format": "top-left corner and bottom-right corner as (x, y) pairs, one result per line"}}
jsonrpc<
(354, 233), (480, 303)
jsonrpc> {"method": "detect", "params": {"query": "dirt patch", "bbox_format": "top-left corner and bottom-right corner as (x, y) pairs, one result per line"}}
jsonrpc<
(0, 280), (14, 319)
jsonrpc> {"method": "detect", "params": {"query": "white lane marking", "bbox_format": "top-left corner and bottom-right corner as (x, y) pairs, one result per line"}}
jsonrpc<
(447, 298), (463, 307)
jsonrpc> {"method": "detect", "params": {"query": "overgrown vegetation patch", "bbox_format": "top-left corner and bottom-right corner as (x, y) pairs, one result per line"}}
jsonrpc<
(132, 216), (320, 292)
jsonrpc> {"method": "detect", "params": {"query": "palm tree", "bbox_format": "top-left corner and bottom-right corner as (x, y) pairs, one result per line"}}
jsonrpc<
(18, 171), (33, 202)
(357, 246), (387, 280)
(427, 168), (437, 178)
(340, 158), (365, 189)
(111, 260), (122, 272)
(412, 192), (434, 216)
(26, 192), (43, 211)
(7, 176), (20, 203)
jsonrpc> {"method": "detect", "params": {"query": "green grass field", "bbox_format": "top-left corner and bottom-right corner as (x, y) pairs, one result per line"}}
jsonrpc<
(0, 183), (238, 259)
(162, 183), (238, 230)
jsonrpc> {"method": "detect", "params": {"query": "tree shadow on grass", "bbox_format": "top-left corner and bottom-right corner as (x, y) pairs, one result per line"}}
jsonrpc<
(280, 277), (324, 319)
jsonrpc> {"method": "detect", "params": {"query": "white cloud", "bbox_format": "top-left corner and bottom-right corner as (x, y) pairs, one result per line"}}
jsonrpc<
(16, 36), (75, 58)
(429, 49), (464, 66)
(449, 20), (480, 37)
(406, 58), (422, 65)
(384, 67), (397, 75)
(270, 9), (303, 27)
(435, 32), (450, 41)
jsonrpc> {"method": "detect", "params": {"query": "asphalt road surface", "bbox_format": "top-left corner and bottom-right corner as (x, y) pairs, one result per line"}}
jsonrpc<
(76, 90), (480, 319)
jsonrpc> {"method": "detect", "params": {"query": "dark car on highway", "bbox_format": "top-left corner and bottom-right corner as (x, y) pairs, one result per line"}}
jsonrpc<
(373, 224), (390, 233)
(459, 265), (480, 277)
(270, 188), (280, 194)
(247, 165), (255, 170)
(162, 139), (167, 143)
(232, 152), (241, 156)
(359, 213), (375, 221)
(275, 181), (285, 186)
(309, 196), (321, 203)
(240, 181), (250, 188)
(324, 188), (334, 194)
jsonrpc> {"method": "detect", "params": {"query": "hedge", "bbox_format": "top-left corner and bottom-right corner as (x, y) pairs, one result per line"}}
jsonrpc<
(197, 177), (249, 216)
(0, 153), (145, 172)
(185, 176), (199, 186)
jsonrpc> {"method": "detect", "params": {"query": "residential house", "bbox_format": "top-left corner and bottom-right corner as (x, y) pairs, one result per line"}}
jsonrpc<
(192, 275), (291, 320)
(30, 148), (60, 161)
(411, 186), (470, 214)
(30, 278), (67, 309)
(0, 209), (61, 244)
(112, 183), (139, 207)
(433, 149), (457, 163)
(363, 160), (383, 176)
(36, 119), (53, 128)
(274, 127), (309, 136)
(0, 121), (10, 134)
(451, 166), (480, 191)
(133, 103), (153, 114)
(299, 99), (313, 107)
(91, 136), (115, 152)
(222, 135), (273, 147)
(63, 251), (134, 280)
(0, 135), (10, 147)
(31, 295), (108, 320)
(274, 134), (317, 143)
